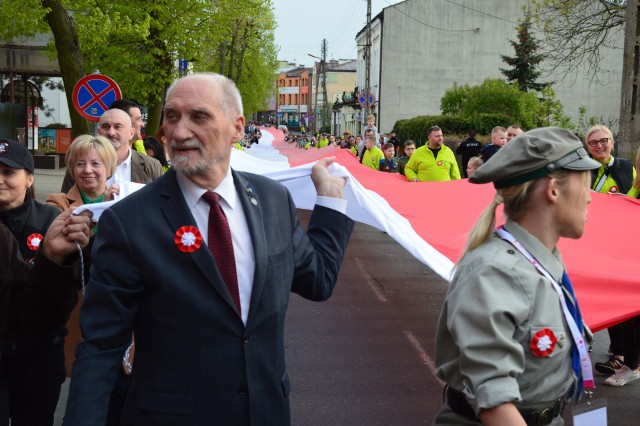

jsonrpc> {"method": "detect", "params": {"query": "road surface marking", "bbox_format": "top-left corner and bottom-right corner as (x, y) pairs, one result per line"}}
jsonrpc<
(354, 257), (388, 302)
(403, 330), (445, 385)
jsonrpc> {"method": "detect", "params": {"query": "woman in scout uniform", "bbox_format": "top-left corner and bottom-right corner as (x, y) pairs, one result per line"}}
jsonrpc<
(434, 127), (600, 425)
(0, 138), (66, 425)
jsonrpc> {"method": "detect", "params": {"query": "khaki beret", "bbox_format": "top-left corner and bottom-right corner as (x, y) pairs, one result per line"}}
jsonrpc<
(470, 127), (601, 188)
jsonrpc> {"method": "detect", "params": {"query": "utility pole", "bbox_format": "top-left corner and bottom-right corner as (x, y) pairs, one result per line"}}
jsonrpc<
(364, 0), (372, 119)
(313, 61), (319, 134)
(619, 0), (640, 160)
(321, 39), (328, 133)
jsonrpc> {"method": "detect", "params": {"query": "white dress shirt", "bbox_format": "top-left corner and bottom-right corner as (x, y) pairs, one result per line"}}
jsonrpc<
(108, 148), (133, 185)
(176, 169), (347, 325)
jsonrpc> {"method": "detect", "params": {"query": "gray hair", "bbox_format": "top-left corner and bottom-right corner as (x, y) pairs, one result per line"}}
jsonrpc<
(166, 72), (244, 117)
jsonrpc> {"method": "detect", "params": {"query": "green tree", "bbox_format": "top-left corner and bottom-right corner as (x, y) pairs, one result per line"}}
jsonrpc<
(536, 85), (573, 128)
(440, 83), (470, 115)
(0, 0), (91, 137)
(500, 17), (547, 92)
(439, 79), (573, 130)
(197, 0), (278, 116)
(1, 0), (278, 136)
(462, 79), (540, 129)
(527, 0), (625, 78)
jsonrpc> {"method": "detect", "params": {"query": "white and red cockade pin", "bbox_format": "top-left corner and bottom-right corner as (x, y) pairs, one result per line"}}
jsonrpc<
(174, 226), (202, 253)
(27, 233), (44, 251)
(609, 185), (619, 193)
(530, 328), (558, 357)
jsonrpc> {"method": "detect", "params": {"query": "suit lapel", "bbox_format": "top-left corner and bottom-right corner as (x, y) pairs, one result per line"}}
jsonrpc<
(232, 171), (268, 321)
(130, 151), (144, 183)
(159, 170), (239, 314)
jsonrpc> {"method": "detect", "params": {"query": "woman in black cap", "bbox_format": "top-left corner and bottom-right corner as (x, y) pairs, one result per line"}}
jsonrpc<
(434, 127), (600, 425)
(0, 138), (68, 425)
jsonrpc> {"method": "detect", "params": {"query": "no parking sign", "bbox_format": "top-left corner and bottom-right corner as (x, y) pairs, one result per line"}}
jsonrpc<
(358, 91), (375, 108)
(72, 74), (122, 122)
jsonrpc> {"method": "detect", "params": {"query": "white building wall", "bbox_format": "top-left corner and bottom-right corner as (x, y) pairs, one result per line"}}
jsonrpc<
(365, 0), (622, 133)
(38, 78), (71, 127)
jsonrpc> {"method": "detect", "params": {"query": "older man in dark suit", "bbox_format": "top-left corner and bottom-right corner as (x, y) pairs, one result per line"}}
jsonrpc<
(64, 72), (354, 425)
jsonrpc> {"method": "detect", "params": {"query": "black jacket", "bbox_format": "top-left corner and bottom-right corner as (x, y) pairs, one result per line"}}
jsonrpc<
(590, 157), (634, 194)
(0, 223), (80, 361)
(0, 198), (60, 262)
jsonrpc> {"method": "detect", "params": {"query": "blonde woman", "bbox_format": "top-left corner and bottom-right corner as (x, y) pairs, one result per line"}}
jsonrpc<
(434, 128), (600, 425)
(46, 134), (117, 378)
(586, 124), (635, 195)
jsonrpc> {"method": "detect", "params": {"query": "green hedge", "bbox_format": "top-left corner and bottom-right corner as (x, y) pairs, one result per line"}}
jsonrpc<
(394, 113), (512, 146)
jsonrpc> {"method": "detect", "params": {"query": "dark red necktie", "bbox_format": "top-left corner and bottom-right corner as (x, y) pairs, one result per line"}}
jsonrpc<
(202, 191), (240, 314)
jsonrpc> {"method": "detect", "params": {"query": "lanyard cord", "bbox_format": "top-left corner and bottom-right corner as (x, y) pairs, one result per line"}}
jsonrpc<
(593, 157), (614, 192)
(495, 227), (594, 396)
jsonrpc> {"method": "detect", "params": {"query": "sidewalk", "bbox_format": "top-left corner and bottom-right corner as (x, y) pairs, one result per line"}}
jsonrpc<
(34, 168), (66, 203)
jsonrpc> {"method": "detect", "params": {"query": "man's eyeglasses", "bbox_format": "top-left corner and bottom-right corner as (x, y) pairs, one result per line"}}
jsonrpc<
(587, 137), (610, 147)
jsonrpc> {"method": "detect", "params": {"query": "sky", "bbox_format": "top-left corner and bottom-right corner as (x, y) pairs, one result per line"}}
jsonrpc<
(272, 0), (403, 67)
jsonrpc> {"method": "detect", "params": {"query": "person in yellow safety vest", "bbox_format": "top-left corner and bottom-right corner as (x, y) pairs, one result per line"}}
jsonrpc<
(348, 135), (358, 156)
(361, 135), (385, 171)
(405, 125), (461, 182)
(317, 133), (329, 148)
(585, 124), (637, 381)
(585, 124), (636, 195)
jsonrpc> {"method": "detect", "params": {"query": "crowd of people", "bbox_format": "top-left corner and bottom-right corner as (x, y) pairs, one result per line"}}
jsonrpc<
(2, 70), (639, 425)
(0, 73), (353, 426)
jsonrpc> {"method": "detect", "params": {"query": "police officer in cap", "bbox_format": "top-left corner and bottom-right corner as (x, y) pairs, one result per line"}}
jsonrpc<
(434, 127), (600, 425)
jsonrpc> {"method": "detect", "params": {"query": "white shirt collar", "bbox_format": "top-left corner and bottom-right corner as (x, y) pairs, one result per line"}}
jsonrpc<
(122, 148), (132, 168)
(176, 168), (237, 210)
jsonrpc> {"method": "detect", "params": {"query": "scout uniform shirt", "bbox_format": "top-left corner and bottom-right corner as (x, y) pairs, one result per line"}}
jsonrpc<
(434, 219), (576, 423)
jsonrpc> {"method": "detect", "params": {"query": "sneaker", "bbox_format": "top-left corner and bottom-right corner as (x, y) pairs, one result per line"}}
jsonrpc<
(595, 355), (624, 375)
(604, 365), (640, 387)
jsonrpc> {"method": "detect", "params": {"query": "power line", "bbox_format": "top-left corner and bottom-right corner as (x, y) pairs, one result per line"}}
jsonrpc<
(382, 0), (479, 32)
(441, 0), (517, 25)
(326, 1), (365, 49)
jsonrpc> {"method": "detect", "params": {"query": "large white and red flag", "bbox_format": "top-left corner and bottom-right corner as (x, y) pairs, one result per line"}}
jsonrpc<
(231, 127), (640, 332)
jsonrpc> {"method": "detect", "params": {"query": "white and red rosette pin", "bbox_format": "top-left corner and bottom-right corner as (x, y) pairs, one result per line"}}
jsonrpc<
(530, 328), (558, 357)
(174, 226), (202, 253)
(27, 233), (44, 251)
(609, 185), (619, 193)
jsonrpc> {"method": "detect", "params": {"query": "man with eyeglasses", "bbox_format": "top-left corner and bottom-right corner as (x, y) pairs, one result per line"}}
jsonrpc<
(404, 126), (460, 182)
(585, 124), (635, 195)
(397, 140), (416, 176)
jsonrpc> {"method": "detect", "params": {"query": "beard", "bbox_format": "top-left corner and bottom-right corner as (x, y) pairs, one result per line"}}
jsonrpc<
(109, 137), (122, 151)
(169, 138), (226, 176)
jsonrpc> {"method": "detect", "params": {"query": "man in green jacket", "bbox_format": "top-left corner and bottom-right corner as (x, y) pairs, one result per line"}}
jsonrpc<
(405, 126), (460, 182)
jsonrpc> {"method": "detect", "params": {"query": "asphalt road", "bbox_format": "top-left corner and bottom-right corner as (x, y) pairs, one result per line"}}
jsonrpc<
(30, 169), (640, 425)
